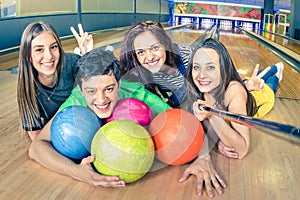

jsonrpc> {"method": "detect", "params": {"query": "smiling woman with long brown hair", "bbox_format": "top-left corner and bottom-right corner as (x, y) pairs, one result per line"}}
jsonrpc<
(17, 21), (93, 140)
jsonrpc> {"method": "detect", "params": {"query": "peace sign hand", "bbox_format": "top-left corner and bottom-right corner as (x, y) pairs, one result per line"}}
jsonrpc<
(70, 24), (94, 55)
(245, 64), (270, 92)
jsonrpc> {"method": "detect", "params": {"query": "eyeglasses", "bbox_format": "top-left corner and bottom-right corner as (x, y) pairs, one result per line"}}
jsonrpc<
(135, 44), (165, 57)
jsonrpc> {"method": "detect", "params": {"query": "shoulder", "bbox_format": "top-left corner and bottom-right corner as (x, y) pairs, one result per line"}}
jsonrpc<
(119, 80), (145, 98)
(120, 79), (144, 89)
(65, 52), (80, 59)
(226, 81), (246, 92)
(175, 44), (192, 56)
(61, 53), (80, 75)
(174, 44), (192, 70)
(178, 44), (192, 52)
(226, 81), (247, 97)
(63, 53), (80, 65)
(59, 86), (87, 111)
(225, 81), (247, 109)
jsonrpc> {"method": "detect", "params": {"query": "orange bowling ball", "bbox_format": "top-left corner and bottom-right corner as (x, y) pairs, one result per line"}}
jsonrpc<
(148, 109), (204, 165)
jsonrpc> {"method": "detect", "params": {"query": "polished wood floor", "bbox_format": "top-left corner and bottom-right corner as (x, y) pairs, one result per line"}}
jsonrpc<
(0, 25), (299, 200)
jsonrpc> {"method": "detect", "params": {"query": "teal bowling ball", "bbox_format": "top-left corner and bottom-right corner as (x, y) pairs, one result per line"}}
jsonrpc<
(51, 106), (102, 160)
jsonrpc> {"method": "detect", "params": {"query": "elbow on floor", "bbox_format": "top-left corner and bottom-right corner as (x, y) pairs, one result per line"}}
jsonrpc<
(28, 142), (37, 160)
(237, 146), (249, 159)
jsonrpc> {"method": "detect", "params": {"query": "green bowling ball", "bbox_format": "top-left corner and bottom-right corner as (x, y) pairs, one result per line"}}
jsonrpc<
(91, 120), (155, 183)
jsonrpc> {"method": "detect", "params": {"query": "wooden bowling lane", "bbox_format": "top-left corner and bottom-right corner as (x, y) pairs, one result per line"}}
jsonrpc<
(64, 29), (127, 52)
(168, 29), (204, 46)
(1, 25), (300, 200)
(220, 33), (300, 101)
(219, 31), (300, 127)
(218, 31), (300, 199)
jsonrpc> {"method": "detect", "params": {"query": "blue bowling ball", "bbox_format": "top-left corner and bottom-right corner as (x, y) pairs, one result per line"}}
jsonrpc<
(51, 106), (102, 160)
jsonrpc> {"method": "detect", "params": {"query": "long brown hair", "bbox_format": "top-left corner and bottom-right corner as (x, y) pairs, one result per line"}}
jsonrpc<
(120, 20), (178, 76)
(17, 21), (65, 133)
(186, 38), (257, 116)
(119, 20), (183, 105)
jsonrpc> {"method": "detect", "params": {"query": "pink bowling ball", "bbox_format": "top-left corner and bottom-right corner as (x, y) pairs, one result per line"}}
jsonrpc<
(106, 98), (154, 127)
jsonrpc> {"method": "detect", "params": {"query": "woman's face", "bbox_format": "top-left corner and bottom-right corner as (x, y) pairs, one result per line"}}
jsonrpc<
(31, 31), (60, 77)
(192, 48), (221, 93)
(133, 31), (166, 73)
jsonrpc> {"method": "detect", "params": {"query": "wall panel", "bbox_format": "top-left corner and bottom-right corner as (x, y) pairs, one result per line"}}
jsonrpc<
(19, 0), (75, 15)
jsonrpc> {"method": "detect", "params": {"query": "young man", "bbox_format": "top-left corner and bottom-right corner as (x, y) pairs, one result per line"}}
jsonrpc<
(28, 48), (170, 187)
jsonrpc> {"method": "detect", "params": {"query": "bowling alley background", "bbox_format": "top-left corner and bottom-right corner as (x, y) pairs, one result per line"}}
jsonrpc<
(1, 1), (300, 199)
(0, 0), (293, 54)
(0, 0), (171, 52)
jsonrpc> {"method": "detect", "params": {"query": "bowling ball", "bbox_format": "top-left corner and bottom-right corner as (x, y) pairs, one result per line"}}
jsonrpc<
(91, 120), (154, 183)
(106, 98), (154, 127)
(148, 109), (204, 165)
(51, 106), (102, 160)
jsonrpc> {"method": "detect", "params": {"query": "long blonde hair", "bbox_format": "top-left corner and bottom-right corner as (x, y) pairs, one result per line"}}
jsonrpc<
(17, 21), (64, 132)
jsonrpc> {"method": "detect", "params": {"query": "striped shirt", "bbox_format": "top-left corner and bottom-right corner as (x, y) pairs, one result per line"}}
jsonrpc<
(151, 44), (192, 92)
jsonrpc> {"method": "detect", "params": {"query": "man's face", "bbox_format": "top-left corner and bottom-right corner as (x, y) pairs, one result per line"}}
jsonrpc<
(81, 73), (120, 119)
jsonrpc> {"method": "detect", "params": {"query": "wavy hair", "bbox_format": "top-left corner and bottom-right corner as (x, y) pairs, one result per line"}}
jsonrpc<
(119, 20), (183, 100)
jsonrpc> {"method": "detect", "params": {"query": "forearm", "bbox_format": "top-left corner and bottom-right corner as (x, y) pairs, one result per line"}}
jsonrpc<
(197, 135), (210, 158)
(207, 115), (249, 158)
(28, 139), (79, 180)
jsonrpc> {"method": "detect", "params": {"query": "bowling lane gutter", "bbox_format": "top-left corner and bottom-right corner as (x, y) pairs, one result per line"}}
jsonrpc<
(190, 25), (218, 49)
(260, 30), (300, 57)
(262, 30), (300, 47)
(239, 27), (300, 73)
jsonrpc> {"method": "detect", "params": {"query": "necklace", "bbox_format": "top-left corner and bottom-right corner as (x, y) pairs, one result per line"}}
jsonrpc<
(45, 86), (57, 101)
(39, 73), (58, 101)
(43, 80), (58, 101)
